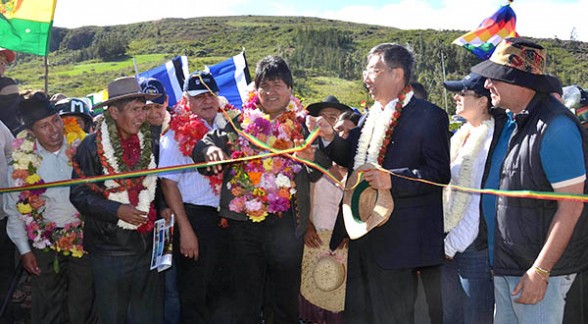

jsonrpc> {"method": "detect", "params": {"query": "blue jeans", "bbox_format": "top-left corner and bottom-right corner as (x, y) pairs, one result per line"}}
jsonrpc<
(494, 274), (576, 324)
(442, 245), (494, 324)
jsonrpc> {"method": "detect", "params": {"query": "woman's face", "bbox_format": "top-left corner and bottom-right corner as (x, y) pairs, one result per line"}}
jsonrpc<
(453, 90), (487, 121)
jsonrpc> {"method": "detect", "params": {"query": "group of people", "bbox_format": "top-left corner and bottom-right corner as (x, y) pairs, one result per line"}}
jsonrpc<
(0, 36), (587, 324)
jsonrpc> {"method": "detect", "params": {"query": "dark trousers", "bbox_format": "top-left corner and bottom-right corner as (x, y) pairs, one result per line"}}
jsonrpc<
(177, 204), (228, 324)
(564, 267), (588, 324)
(228, 211), (304, 324)
(413, 265), (442, 324)
(31, 248), (97, 324)
(344, 238), (417, 324)
(0, 218), (15, 324)
(91, 249), (163, 324)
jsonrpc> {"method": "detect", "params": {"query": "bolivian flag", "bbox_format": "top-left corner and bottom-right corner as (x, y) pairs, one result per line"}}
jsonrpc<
(0, 0), (57, 56)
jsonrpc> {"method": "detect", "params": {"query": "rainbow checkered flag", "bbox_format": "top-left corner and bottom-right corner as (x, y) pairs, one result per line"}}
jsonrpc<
(453, 2), (518, 60)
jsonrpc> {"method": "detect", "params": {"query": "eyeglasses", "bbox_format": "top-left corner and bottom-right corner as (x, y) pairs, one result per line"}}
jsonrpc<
(362, 66), (397, 78)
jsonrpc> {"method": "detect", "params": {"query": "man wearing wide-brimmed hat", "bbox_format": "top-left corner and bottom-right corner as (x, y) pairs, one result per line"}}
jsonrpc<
(472, 37), (588, 323)
(4, 91), (97, 323)
(70, 76), (164, 323)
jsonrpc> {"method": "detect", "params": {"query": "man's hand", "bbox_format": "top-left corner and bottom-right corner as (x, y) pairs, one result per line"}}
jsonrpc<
(160, 208), (173, 225)
(304, 222), (322, 248)
(363, 168), (391, 190)
(205, 146), (228, 174)
(513, 268), (549, 304)
(293, 139), (316, 162)
(306, 115), (335, 142)
(21, 252), (41, 276)
(117, 204), (147, 226)
(179, 227), (199, 261)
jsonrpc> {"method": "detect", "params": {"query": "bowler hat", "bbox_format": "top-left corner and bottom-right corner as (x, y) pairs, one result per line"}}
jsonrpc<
(471, 38), (554, 93)
(93, 77), (160, 109)
(306, 95), (352, 117)
(19, 92), (60, 127)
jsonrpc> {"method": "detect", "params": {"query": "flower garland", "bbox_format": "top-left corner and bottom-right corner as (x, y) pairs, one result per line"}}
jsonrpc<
(228, 90), (306, 222)
(443, 118), (494, 232)
(11, 121), (86, 257)
(168, 97), (234, 195)
(354, 85), (413, 169)
(96, 112), (157, 232)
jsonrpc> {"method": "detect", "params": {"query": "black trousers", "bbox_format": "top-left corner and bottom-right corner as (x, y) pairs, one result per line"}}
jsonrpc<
(413, 265), (442, 324)
(32, 248), (97, 324)
(177, 204), (229, 324)
(344, 238), (417, 324)
(91, 248), (162, 324)
(0, 218), (15, 324)
(228, 211), (304, 324)
(563, 267), (588, 324)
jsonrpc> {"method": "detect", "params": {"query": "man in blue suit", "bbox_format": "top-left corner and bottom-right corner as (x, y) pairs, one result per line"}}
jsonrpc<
(320, 43), (451, 323)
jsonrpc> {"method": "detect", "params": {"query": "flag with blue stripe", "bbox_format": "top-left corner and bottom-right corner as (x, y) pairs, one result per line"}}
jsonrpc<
(207, 51), (251, 109)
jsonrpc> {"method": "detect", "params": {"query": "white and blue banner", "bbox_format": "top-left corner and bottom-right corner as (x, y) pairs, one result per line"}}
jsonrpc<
(139, 56), (189, 108)
(207, 51), (251, 109)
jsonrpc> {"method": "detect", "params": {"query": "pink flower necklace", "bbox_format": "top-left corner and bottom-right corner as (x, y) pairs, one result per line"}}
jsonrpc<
(227, 90), (306, 222)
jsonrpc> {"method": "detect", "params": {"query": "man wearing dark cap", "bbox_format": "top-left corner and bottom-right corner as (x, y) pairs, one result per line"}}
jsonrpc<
(472, 38), (588, 323)
(4, 91), (96, 323)
(70, 77), (164, 323)
(159, 71), (232, 323)
(56, 97), (95, 133)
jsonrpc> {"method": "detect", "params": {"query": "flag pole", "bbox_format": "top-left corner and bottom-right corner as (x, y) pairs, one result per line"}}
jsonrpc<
(439, 49), (448, 112)
(44, 55), (49, 94)
(133, 58), (139, 77)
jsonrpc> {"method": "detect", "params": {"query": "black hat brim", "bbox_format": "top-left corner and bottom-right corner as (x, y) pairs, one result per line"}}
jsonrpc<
(306, 102), (352, 117)
(471, 60), (554, 94)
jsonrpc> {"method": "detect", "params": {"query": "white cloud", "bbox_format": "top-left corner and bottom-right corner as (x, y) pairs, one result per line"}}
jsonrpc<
(53, 0), (588, 42)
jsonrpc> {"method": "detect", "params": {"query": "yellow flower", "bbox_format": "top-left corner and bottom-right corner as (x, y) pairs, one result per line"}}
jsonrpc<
(248, 212), (268, 223)
(71, 246), (84, 258)
(17, 203), (32, 214)
(25, 173), (41, 185)
(263, 158), (273, 171)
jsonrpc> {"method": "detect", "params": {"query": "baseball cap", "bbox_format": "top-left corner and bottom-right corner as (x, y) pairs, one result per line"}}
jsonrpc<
(183, 71), (218, 97)
(139, 77), (166, 105)
(443, 72), (491, 98)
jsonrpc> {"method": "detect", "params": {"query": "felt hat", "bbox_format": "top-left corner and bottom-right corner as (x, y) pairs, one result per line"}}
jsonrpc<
(443, 72), (491, 98)
(471, 38), (556, 93)
(0, 48), (15, 64)
(183, 71), (219, 97)
(19, 92), (60, 127)
(92, 76), (160, 109)
(306, 95), (352, 117)
(342, 162), (394, 240)
(300, 230), (347, 313)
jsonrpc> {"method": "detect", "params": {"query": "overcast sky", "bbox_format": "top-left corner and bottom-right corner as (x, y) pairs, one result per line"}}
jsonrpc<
(53, 0), (587, 42)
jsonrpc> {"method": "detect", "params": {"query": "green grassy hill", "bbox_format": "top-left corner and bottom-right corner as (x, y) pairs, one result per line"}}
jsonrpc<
(8, 15), (588, 114)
